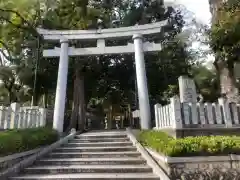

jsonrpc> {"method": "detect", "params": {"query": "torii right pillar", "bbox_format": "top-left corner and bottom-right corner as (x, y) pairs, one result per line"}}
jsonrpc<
(133, 34), (151, 129)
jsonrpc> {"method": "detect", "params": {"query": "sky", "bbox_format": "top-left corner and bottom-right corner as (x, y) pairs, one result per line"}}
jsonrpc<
(180, 0), (214, 64)
(166, 0), (214, 65)
(180, 0), (214, 65)
(165, 0), (212, 25)
(177, 0), (212, 25)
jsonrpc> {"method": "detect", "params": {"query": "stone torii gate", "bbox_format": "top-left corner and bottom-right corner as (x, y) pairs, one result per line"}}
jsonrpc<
(37, 20), (167, 133)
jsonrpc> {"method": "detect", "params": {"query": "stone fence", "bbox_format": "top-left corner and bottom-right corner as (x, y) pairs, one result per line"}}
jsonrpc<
(132, 110), (140, 119)
(0, 103), (47, 130)
(154, 97), (240, 130)
(0, 148), (42, 172)
(152, 76), (240, 137)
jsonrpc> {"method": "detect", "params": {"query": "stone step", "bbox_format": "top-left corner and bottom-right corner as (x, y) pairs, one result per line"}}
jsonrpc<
(64, 141), (133, 147)
(54, 146), (136, 152)
(47, 151), (141, 158)
(79, 131), (127, 136)
(36, 157), (146, 166)
(70, 137), (129, 143)
(75, 134), (127, 139)
(10, 173), (159, 179)
(23, 164), (152, 174)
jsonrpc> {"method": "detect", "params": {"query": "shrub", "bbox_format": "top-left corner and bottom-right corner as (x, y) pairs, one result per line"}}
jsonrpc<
(0, 127), (59, 157)
(138, 130), (240, 157)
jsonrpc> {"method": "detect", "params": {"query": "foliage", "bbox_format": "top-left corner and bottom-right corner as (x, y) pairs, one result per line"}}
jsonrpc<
(210, 0), (240, 64)
(138, 130), (240, 157)
(0, 65), (33, 104)
(191, 65), (220, 102)
(161, 85), (179, 103)
(0, 0), (199, 114)
(208, 0), (240, 103)
(0, 127), (58, 157)
(40, 0), (194, 110)
(148, 39), (194, 105)
(0, 0), (43, 105)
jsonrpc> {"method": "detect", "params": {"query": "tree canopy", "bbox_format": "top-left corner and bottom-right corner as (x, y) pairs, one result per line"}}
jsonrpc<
(0, 0), (200, 109)
(208, 0), (240, 102)
(210, 0), (240, 64)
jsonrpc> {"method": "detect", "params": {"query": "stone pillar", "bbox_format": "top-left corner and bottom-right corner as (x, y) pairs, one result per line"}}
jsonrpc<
(10, 103), (20, 129)
(170, 97), (182, 129)
(178, 76), (198, 126)
(4, 107), (11, 129)
(39, 108), (46, 127)
(53, 39), (69, 133)
(218, 98), (232, 127)
(104, 116), (108, 130)
(133, 34), (151, 129)
(0, 106), (4, 128)
(154, 104), (161, 129)
(178, 76), (197, 103)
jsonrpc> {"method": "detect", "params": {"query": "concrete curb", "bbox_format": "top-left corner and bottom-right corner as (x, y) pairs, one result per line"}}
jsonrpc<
(0, 129), (77, 179)
(145, 148), (170, 174)
(126, 128), (170, 180)
(0, 147), (43, 173)
(0, 147), (42, 164)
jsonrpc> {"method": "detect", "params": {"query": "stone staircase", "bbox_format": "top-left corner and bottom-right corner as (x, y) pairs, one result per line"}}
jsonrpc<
(10, 131), (160, 179)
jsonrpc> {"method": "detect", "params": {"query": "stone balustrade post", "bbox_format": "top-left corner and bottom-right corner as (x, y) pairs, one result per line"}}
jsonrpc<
(0, 106), (5, 129)
(154, 104), (161, 129)
(170, 96), (183, 129)
(10, 103), (20, 129)
(218, 98), (232, 127)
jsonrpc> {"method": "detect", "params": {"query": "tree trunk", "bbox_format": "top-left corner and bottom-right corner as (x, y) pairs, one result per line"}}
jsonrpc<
(78, 75), (86, 131)
(8, 91), (13, 104)
(42, 92), (48, 108)
(32, 89), (41, 106)
(5, 81), (14, 104)
(68, 69), (86, 131)
(68, 70), (80, 131)
(32, 96), (38, 106)
(214, 59), (240, 102)
(108, 105), (113, 130)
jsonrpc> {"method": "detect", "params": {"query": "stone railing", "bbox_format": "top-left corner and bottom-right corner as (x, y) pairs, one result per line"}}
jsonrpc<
(154, 96), (240, 130)
(0, 103), (46, 130)
(0, 129), (77, 179)
(0, 148), (42, 172)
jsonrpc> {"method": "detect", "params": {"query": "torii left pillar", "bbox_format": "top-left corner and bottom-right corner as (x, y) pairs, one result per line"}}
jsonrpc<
(53, 39), (69, 133)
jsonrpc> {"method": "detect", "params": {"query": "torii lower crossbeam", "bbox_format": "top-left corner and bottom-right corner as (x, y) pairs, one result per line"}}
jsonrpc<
(43, 42), (162, 57)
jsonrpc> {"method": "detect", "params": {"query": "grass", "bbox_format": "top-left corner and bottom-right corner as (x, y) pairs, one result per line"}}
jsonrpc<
(0, 127), (58, 157)
(138, 130), (240, 157)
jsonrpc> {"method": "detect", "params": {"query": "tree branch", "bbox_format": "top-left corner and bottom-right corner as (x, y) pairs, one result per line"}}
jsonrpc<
(0, 16), (29, 30)
(0, 8), (40, 37)
(0, 40), (12, 62)
(0, 8), (32, 28)
(0, 49), (8, 65)
(0, 55), (3, 66)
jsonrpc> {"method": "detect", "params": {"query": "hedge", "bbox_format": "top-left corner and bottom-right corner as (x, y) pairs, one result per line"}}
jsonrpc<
(138, 130), (240, 157)
(0, 127), (59, 157)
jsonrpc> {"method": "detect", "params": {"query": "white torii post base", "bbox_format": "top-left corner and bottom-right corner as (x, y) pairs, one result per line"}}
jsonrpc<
(133, 34), (151, 129)
(53, 39), (69, 133)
